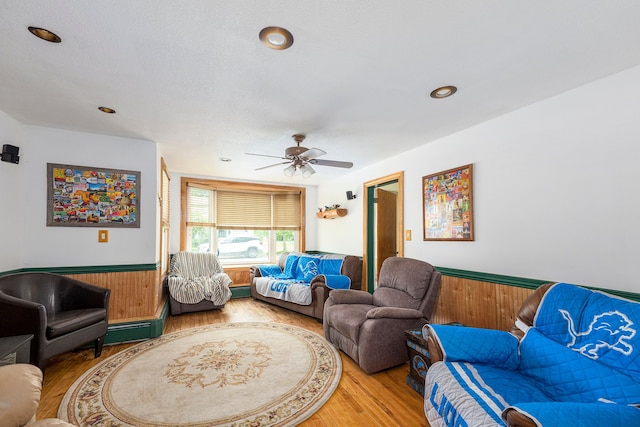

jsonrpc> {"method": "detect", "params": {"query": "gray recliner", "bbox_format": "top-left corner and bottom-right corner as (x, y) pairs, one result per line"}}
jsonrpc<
(323, 257), (441, 374)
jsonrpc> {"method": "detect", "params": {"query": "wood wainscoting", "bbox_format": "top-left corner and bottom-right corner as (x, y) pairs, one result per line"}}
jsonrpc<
(430, 272), (640, 332)
(224, 266), (251, 286)
(64, 267), (167, 344)
(66, 268), (164, 321)
(431, 275), (539, 331)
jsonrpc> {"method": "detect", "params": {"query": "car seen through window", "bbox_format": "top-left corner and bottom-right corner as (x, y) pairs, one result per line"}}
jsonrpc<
(217, 236), (263, 258)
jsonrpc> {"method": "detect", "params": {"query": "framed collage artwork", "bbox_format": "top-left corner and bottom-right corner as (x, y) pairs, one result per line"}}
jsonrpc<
(422, 164), (473, 241)
(46, 163), (140, 227)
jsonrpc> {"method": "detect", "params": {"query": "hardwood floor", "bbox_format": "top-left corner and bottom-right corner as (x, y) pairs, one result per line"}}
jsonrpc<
(38, 298), (429, 426)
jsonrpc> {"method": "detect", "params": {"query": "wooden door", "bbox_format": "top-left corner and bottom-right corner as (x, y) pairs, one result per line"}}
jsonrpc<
(375, 188), (397, 281)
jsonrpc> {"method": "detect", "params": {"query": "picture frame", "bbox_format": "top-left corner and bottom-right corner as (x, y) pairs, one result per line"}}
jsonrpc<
(46, 163), (140, 227)
(422, 164), (473, 241)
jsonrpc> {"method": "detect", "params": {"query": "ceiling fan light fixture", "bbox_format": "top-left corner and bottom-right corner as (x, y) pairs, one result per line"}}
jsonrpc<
(430, 85), (457, 99)
(283, 164), (296, 176)
(259, 26), (294, 50)
(300, 164), (315, 178)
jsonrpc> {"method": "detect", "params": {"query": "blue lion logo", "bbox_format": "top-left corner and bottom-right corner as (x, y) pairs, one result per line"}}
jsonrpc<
(298, 260), (319, 280)
(559, 309), (636, 359)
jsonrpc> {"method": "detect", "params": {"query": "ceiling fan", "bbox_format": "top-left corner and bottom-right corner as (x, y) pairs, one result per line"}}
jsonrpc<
(246, 134), (353, 177)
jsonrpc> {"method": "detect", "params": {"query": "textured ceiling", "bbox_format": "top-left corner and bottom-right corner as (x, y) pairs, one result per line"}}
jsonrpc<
(2, 1), (640, 185)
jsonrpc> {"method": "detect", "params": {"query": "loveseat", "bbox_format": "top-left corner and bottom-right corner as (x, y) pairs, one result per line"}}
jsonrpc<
(424, 282), (640, 427)
(0, 272), (110, 372)
(250, 252), (362, 321)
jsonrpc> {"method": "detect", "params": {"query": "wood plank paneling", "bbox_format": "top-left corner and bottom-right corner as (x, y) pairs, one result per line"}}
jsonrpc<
(66, 269), (164, 322)
(225, 267), (251, 286)
(431, 275), (537, 330)
(65, 265), (539, 332)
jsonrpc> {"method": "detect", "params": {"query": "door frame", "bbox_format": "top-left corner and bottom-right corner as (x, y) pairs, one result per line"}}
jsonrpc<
(362, 171), (404, 293)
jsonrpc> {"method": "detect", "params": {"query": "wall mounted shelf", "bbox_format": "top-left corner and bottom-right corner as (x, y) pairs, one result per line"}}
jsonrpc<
(317, 208), (347, 219)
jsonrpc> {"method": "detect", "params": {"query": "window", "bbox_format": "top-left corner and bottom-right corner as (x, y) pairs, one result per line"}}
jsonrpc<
(181, 178), (305, 265)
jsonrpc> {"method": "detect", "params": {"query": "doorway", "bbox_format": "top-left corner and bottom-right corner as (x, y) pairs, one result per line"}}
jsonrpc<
(362, 171), (404, 293)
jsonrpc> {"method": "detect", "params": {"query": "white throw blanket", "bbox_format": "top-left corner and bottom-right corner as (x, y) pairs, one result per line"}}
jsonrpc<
(166, 252), (232, 305)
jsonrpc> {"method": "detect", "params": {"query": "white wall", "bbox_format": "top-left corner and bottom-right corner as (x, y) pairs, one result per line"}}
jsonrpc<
(17, 126), (158, 268)
(318, 65), (640, 292)
(0, 112), (25, 271)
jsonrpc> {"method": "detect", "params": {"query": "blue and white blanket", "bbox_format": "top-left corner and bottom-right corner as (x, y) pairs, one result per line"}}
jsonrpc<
(255, 254), (350, 305)
(424, 283), (640, 427)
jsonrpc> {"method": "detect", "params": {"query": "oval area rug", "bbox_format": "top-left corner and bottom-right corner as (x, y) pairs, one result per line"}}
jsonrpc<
(58, 322), (342, 426)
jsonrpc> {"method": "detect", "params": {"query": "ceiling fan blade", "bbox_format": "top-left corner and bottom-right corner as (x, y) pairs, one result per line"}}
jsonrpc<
(255, 161), (291, 171)
(299, 147), (326, 160)
(246, 152), (287, 160)
(311, 159), (353, 168)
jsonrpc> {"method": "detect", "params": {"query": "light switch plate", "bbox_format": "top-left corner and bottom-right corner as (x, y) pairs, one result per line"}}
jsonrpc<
(405, 230), (412, 241)
(98, 230), (109, 242)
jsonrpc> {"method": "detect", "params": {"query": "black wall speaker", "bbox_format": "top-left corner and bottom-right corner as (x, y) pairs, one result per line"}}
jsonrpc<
(1, 144), (19, 164)
(346, 191), (356, 200)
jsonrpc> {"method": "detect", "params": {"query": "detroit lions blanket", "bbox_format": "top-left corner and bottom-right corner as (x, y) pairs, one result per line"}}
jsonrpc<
(255, 255), (349, 305)
(424, 283), (640, 427)
(254, 277), (313, 305)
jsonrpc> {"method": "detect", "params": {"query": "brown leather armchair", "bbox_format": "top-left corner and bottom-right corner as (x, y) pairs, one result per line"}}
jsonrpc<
(323, 257), (441, 374)
(0, 272), (110, 372)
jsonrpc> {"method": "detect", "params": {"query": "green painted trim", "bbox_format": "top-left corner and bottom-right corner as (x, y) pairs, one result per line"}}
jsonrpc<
(13, 263), (160, 275)
(435, 266), (640, 302)
(366, 185), (376, 293)
(435, 267), (549, 289)
(0, 268), (23, 277)
(231, 286), (251, 298)
(104, 299), (169, 344)
(2, 263), (159, 277)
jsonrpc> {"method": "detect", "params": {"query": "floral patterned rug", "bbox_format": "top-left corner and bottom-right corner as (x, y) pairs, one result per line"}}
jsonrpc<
(58, 322), (342, 426)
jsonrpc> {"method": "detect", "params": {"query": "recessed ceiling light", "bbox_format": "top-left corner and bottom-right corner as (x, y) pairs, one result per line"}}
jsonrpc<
(28, 26), (61, 43)
(219, 157), (232, 162)
(430, 86), (458, 99)
(98, 107), (116, 114)
(259, 26), (294, 50)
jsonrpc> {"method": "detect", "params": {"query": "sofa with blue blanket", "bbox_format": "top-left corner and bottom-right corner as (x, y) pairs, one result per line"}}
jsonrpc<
(249, 252), (362, 321)
(424, 282), (640, 427)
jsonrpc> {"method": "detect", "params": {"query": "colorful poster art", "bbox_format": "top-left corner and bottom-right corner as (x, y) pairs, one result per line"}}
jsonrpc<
(46, 163), (140, 227)
(422, 164), (473, 241)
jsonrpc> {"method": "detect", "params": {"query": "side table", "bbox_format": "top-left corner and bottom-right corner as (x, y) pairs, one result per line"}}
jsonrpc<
(405, 323), (465, 395)
(0, 334), (33, 366)
(404, 328), (431, 396)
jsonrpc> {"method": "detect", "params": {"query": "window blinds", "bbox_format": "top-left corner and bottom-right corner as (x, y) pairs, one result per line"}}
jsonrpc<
(186, 184), (301, 230)
(217, 191), (271, 229)
(161, 167), (170, 227)
(273, 193), (300, 229)
(186, 185), (215, 227)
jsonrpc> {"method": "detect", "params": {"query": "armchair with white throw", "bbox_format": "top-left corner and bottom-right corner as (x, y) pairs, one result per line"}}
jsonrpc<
(165, 251), (232, 315)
